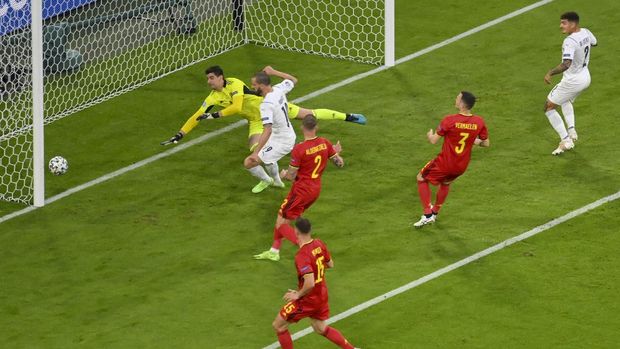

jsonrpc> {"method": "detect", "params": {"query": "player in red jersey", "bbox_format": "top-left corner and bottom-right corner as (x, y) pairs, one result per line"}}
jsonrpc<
(272, 217), (358, 349)
(254, 115), (344, 261)
(413, 91), (490, 228)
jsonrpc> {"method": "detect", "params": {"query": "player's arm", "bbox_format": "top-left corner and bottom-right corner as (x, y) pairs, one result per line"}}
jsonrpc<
(252, 124), (272, 156)
(330, 154), (344, 168)
(427, 128), (442, 144)
(161, 101), (214, 145)
(212, 80), (246, 117)
(327, 140), (344, 167)
(545, 59), (572, 81)
(263, 66), (298, 85)
(281, 166), (298, 181)
(283, 273), (315, 302)
(326, 259), (334, 269)
(474, 137), (490, 147)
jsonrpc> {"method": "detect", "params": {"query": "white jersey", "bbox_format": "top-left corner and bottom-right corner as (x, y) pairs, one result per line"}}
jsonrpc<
(561, 28), (597, 81)
(260, 79), (296, 145)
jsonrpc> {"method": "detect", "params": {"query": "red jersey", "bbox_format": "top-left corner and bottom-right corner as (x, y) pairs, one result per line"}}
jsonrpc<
(295, 239), (331, 305)
(435, 113), (488, 173)
(289, 137), (337, 189)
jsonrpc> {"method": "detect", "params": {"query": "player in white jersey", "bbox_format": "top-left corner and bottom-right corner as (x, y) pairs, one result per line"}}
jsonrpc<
(543, 12), (597, 155)
(243, 66), (298, 193)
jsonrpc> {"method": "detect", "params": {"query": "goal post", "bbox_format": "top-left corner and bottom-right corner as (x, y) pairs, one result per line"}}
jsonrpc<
(1, 0), (395, 206)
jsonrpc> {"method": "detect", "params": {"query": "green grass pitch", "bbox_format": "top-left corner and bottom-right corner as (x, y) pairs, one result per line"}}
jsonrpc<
(1, 0), (619, 348)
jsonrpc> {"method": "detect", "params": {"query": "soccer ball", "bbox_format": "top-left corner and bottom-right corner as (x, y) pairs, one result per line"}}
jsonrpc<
(48, 156), (69, 175)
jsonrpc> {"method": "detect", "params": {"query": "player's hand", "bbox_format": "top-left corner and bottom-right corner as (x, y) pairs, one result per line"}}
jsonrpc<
(196, 112), (219, 121)
(544, 72), (553, 84)
(474, 137), (482, 146)
(427, 128), (435, 138)
(333, 140), (342, 154)
(262, 65), (276, 75)
(160, 132), (183, 145)
(280, 169), (289, 180)
(284, 289), (300, 302)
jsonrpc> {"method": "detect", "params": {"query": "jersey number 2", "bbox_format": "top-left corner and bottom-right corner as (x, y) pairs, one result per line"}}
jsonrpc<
(583, 46), (589, 67)
(311, 155), (322, 179)
(455, 132), (470, 154)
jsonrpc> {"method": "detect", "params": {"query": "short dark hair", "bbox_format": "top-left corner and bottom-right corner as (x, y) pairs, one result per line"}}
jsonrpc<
(295, 217), (312, 234)
(205, 65), (224, 76)
(302, 114), (318, 130)
(560, 12), (579, 23)
(460, 91), (476, 109)
(253, 71), (271, 85)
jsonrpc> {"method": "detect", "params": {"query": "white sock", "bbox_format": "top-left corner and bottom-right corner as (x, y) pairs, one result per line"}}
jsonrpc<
(269, 247), (279, 253)
(561, 102), (575, 129)
(264, 162), (282, 183)
(545, 109), (569, 140)
(248, 165), (271, 182)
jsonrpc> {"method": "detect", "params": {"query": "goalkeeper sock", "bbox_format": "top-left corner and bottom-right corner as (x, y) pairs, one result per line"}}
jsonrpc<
(561, 102), (575, 129)
(265, 162), (282, 183)
(545, 109), (569, 140)
(313, 109), (346, 121)
(248, 166), (271, 182)
(417, 181), (433, 215)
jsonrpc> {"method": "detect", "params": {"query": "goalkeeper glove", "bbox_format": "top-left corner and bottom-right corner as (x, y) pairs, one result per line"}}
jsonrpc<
(161, 132), (183, 145)
(196, 111), (221, 121)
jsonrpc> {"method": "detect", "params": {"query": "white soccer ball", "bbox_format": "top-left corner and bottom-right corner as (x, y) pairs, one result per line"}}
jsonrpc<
(48, 156), (69, 175)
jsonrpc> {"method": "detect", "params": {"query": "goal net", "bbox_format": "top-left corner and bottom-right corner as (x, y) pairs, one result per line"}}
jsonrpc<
(1, 0), (390, 205)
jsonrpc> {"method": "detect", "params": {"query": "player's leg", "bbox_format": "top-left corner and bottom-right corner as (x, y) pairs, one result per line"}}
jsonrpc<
(248, 120), (263, 152)
(433, 181), (452, 215)
(254, 214), (295, 261)
(264, 161), (285, 187)
(243, 154), (273, 193)
(289, 103), (366, 125)
(545, 84), (574, 155)
(561, 101), (578, 141)
(310, 319), (356, 349)
(273, 314), (294, 349)
(414, 161), (438, 228)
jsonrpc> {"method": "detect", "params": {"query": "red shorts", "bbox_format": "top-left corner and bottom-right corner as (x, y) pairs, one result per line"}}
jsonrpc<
(279, 299), (330, 323)
(279, 184), (320, 220)
(419, 159), (463, 185)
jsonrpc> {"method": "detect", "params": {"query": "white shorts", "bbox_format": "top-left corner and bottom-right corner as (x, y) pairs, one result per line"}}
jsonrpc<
(258, 140), (294, 164)
(547, 76), (591, 105)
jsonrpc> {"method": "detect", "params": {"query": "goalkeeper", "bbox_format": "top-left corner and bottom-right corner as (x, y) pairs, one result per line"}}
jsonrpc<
(162, 65), (366, 150)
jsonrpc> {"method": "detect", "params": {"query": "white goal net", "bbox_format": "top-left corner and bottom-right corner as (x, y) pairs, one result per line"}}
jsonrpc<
(1, 0), (390, 205)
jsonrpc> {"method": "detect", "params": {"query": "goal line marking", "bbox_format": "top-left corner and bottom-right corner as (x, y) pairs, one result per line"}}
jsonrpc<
(0, 0), (554, 225)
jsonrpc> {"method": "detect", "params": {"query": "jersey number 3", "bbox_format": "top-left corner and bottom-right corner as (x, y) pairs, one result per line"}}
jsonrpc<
(455, 132), (470, 154)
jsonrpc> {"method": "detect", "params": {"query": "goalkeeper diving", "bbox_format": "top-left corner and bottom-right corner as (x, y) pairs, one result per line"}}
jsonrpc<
(162, 65), (366, 150)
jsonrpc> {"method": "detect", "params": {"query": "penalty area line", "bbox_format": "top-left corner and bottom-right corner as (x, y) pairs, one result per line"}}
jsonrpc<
(262, 190), (620, 349)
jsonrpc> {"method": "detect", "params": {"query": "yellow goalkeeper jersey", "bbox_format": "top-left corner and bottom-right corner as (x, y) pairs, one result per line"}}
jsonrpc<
(180, 77), (264, 136)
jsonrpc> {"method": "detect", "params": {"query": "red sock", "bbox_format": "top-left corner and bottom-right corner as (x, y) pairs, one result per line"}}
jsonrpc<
(271, 227), (283, 250)
(277, 224), (298, 245)
(434, 184), (450, 214)
(277, 330), (294, 349)
(322, 326), (354, 349)
(417, 181), (433, 215)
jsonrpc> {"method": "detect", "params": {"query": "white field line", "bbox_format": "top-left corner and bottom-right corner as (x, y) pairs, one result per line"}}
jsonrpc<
(0, 0), (553, 225)
(262, 190), (620, 349)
